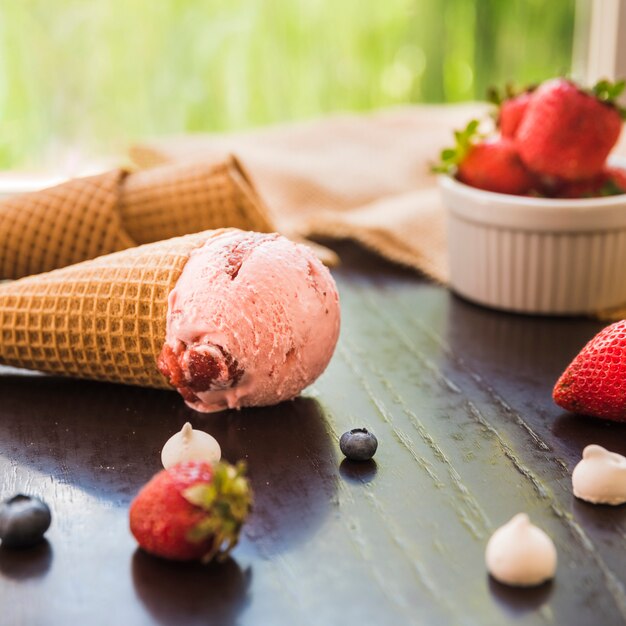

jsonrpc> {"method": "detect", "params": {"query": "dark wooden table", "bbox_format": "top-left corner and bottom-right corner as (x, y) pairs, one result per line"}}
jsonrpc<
(0, 241), (624, 625)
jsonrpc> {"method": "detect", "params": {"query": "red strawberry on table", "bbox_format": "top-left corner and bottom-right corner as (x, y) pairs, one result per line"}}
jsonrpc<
(435, 120), (535, 195)
(516, 78), (625, 181)
(553, 320), (626, 421)
(130, 460), (252, 562)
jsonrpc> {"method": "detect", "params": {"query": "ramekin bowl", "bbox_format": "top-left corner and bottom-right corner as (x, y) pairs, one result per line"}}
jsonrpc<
(439, 172), (626, 315)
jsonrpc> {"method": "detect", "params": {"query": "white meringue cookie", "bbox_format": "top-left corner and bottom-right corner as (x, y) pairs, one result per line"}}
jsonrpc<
(161, 422), (221, 469)
(572, 444), (626, 505)
(485, 513), (557, 587)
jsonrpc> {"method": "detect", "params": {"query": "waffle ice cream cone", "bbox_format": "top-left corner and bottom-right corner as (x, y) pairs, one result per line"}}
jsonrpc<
(0, 228), (341, 414)
(0, 231), (213, 388)
(0, 157), (274, 280)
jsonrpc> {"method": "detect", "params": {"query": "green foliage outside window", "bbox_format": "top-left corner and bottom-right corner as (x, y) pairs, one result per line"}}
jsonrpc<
(0, 0), (575, 168)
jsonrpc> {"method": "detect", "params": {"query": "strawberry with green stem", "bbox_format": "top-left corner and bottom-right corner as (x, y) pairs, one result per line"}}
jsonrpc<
(435, 119), (535, 195)
(516, 78), (626, 181)
(130, 460), (252, 563)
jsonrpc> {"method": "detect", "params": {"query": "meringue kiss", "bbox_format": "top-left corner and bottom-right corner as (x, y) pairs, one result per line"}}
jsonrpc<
(161, 422), (221, 469)
(485, 513), (557, 587)
(572, 444), (626, 505)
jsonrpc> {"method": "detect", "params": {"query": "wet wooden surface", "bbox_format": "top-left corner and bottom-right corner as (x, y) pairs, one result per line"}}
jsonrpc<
(0, 241), (624, 625)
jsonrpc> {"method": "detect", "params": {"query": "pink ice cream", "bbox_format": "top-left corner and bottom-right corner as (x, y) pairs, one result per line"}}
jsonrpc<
(157, 230), (340, 413)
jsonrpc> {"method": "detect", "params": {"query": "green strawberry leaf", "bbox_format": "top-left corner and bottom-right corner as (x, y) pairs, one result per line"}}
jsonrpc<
(184, 483), (217, 508)
(593, 79), (625, 101)
(182, 461), (253, 563)
(441, 148), (456, 160)
(599, 178), (626, 197)
(592, 78), (626, 119)
(432, 119), (482, 174)
(485, 82), (522, 106)
(486, 86), (502, 106)
(486, 82), (535, 107)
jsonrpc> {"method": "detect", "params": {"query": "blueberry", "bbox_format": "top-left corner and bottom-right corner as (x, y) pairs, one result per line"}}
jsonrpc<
(340, 428), (378, 461)
(0, 495), (51, 548)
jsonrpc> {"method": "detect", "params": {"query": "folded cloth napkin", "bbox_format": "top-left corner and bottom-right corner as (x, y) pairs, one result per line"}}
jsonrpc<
(0, 157), (273, 279)
(131, 104), (488, 283)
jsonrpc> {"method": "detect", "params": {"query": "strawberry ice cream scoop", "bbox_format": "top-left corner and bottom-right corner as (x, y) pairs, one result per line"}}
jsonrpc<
(157, 230), (340, 413)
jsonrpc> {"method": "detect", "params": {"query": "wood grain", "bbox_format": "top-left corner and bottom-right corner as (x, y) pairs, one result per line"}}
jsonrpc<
(0, 241), (623, 625)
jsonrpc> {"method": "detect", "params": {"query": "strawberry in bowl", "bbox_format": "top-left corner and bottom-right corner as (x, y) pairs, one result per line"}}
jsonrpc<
(437, 77), (626, 315)
(516, 78), (624, 183)
(435, 119), (535, 195)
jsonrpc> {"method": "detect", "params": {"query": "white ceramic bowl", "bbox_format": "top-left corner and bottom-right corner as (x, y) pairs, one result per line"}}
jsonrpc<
(439, 171), (626, 314)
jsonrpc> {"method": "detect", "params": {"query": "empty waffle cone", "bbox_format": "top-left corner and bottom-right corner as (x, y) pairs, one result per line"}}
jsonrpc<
(0, 157), (274, 280)
(0, 230), (220, 388)
(119, 157), (273, 244)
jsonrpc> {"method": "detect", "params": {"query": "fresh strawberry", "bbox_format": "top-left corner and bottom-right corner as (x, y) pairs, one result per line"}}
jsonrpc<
(516, 78), (625, 181)
(553, 320), (626, 421)
(129, 460), (252, 562)
(487, 84), (535, 139)
(457, 139), (535, 194)
(434, 120), (535, 195)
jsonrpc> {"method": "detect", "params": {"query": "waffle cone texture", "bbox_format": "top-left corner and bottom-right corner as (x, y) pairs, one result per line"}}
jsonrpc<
(0, 230), (225, 388)
(0, 157), (273, 280)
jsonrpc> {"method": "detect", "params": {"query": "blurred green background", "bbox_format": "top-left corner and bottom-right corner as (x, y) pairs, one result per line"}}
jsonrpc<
(0, 0), (575, 168)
